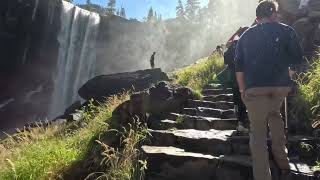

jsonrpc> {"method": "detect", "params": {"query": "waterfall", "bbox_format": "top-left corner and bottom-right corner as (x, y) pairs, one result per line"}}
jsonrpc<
(49, 1), (100, 118)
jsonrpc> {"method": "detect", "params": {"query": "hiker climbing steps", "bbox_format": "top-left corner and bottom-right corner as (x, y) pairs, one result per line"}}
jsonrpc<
(143, 85), (317, 180)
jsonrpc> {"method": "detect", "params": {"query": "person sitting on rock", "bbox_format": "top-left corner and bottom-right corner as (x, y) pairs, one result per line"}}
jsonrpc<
(150, 52), (156, 69)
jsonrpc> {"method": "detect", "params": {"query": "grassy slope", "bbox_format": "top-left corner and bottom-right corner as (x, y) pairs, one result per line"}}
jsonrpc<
(0, 93), (129, 179)
(173, 54), (225, 94)
(0, 54), (224, 179)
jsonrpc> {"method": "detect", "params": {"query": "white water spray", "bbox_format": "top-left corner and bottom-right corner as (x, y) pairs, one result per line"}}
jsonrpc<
(49, 1), (100, 118)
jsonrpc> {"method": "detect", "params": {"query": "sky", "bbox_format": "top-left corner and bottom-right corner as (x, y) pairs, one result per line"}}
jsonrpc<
(74, 0), (209, 20)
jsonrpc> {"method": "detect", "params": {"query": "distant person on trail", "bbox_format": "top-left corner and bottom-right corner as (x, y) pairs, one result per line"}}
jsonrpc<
(223, 27), (249, 133)
(150, 52), (156, 69)
(235, 1), (303, 180)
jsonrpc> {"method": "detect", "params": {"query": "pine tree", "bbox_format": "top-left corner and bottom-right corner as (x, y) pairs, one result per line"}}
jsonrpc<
(147, 7), (154, 22)
(86, 0), (91, 5)
(120, 6), (126, 18)
(106, 0), (116, 15)
(116, 9), (120, 16)
(176, 0), (185, 18)
(185, 0), (200, 20)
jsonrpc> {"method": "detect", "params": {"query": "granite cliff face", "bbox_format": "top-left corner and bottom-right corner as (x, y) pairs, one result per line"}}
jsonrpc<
(0, 0), (61, 131)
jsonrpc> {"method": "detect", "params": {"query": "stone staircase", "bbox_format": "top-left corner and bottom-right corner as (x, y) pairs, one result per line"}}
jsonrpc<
(143, 84), (318, 180)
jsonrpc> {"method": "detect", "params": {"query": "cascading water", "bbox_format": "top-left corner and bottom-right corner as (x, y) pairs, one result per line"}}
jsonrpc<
(49, 1), (100, 118)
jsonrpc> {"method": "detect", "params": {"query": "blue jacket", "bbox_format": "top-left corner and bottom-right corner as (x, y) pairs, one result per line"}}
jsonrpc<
(235, 22), (304, 89)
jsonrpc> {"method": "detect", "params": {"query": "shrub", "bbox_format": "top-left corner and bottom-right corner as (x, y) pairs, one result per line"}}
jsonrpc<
(298, 59), (320, 123)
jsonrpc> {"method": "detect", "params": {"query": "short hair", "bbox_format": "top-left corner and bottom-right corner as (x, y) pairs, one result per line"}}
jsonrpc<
(256, 1), (278, 19)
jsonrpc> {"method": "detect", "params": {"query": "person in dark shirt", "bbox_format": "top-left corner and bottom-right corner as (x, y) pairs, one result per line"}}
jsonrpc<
(150, 52), (156, 69)
(235, 1), (303, 180)
(224, 27), (249, 132)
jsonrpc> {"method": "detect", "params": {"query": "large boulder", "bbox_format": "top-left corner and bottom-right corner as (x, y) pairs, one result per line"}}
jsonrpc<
(278, 0), (300, 15)
(292, 18), (314, 49)
(111, 82), (197, 129)
(78, 68), (169, 101)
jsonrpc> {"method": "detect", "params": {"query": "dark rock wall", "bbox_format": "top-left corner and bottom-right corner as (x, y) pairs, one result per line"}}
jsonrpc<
(0, 0), (61, 131)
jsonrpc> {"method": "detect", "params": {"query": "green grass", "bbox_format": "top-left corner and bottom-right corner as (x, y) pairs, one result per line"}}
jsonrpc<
(296, 57), (320, 170)
(0, 93), (130, 180)
(172, 54), (225, 94)
(297, 59), (320, 124)
(87, 120), (149, 180)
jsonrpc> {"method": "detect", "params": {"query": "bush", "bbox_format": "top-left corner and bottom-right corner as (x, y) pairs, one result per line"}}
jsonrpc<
(298, 59), (320, 123)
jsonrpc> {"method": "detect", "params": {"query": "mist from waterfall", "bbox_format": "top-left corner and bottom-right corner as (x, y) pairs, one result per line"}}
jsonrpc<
(49, 1), (100, 119)
(211, 0), (259, 43)
(48, 0), (258, 118)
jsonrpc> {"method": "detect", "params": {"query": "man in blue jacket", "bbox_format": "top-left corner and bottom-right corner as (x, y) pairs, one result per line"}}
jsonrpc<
(235, 1), (304, 180)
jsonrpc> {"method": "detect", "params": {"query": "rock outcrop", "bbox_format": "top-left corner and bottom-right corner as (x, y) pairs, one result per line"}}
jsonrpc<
(78, 68), (169, 101)
(111, 81), (196, 129)
(278, 0), (320, 57)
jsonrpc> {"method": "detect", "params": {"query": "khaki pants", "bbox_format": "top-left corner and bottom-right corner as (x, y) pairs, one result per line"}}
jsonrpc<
(243, 87), (291, 180)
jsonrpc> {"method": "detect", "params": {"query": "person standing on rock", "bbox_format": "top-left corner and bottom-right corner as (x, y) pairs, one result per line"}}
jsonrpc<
(235, 1), (303, 180)
(150, 52), (156, 69)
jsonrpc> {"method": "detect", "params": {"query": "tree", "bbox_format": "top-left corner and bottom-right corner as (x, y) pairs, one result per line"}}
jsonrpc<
(116, 9), (120, 16)
(185, 0), (200, 20)
(120, 6), (126, 18)
(106, 0), (116, 15)
(147, 7), (154, 22)
(86, 0), (91, 5)
(176, 0), (185, 18)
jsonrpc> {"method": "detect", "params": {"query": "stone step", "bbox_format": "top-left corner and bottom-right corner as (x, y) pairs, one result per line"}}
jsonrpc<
(149, 129), (320, 157)
(182, 107), (236, 119)
(232, 135), (320, 158)
(142, 146), (253, 180)
(202, 88), (233, 96)
(150, 114), (238, 130)
(186, 99), (234, 110)
(204, 83), (223, 89)
(149, 129), (239, 155)
(142, 146), (316, 180)
(203, 94), (233, 102)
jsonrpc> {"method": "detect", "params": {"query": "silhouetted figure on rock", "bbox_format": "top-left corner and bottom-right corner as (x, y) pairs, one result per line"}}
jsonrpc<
(150, 52), (156, 69)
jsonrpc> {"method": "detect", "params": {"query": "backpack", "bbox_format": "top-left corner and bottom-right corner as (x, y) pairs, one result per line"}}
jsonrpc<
(223, 40), (238, 69)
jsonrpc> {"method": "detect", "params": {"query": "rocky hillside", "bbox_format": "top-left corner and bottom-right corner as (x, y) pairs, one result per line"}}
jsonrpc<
(278, 0), (320, 57)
